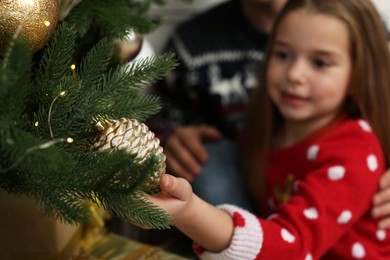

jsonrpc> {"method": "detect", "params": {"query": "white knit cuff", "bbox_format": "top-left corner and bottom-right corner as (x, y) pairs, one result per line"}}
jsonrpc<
(198, 204), (263, 260)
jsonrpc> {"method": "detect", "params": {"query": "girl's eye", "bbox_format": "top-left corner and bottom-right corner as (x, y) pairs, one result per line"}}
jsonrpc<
(274, 50), (289, 61)
(314, 58), (330, 68)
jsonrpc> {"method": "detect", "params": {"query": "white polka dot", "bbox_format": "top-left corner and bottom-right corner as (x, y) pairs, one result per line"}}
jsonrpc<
(307, 145), (319, 160)
(377, 229), (386, 241)
(304, 207), (319, 219)
(358, 120), (371, 132)
(281, 228), (295, 243)
(337, 210), (352, 224)
(367, 154), (378, 172)
(328, 166), (346, 181)
(352, 242), (365, 259)
(305, 253), (313, 260)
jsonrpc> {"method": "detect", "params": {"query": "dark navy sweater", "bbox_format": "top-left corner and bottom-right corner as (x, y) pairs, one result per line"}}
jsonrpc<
(149, 0), (268, 142)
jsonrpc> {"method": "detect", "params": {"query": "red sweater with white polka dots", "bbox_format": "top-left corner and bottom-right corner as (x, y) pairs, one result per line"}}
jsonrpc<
(196, 118), (390, 259)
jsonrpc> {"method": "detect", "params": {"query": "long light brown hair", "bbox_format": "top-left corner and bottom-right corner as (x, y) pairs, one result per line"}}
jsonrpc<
(242, 0), (390, 205)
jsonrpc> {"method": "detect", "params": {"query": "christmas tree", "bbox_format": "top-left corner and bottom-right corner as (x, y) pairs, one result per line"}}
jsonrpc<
(0, 0), (178, 229)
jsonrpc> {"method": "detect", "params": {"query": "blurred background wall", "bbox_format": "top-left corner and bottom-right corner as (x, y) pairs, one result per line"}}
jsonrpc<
(144, 0), (390, 54)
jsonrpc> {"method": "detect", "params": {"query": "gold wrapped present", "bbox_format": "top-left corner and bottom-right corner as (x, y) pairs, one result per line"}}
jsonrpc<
(0, 190), (81, 260)
(0, 189), (191, 260)
(84, 233), (191, 260)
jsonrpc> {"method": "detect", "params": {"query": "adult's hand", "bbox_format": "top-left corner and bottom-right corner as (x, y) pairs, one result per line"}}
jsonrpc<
(372, 168), (390, 228)
(164, 125), (222, 182)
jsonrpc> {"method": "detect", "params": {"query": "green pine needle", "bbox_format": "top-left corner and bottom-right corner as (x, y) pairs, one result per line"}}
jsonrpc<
(0, 1), (178, 228)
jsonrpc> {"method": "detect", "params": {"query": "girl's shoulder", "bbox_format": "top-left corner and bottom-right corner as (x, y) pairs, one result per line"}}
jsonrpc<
(314, 118), (384, 171)
(320, 118), (379, 145)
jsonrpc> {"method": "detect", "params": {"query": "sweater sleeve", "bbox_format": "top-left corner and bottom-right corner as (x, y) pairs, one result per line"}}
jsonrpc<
(196, 120), (386, 259)
(195, 204), (263, 259)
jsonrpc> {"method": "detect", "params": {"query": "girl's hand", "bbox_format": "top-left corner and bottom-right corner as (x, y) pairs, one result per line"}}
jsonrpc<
(372, 168), (390, 228)
(147, 174), (194, 224)
(147, 174), (235, 252)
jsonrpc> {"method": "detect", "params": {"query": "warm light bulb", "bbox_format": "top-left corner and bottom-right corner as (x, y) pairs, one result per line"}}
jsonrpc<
(59, 91), (66, 96)
(66, 137), (74, 143)
(70, 64), (78, 79)
(34, 121), (39, 127)
(43, 20), (51, 26)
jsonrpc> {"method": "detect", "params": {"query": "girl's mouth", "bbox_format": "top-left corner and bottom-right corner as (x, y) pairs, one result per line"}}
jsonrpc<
(281, 91), (309, 106)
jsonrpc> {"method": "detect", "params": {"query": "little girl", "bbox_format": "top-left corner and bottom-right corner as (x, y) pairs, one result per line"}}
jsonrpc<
(146, 0), (390, 258)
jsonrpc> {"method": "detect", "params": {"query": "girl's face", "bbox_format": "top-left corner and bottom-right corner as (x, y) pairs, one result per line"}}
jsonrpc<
(267, 10), (352, 129)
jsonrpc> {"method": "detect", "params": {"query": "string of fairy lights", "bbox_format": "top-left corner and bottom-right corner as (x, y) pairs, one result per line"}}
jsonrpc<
(0, 4), (76, 173)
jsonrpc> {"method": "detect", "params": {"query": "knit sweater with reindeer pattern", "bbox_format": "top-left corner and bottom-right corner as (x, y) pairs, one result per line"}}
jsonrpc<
(147, 0), (268, 142)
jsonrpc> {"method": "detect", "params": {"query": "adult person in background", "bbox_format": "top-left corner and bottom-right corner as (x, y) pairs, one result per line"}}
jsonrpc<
(148, 0), (390, 229)
(149, 0), (286, 212)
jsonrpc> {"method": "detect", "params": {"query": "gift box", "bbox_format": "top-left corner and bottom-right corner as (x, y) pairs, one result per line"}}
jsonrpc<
(0, 189), (189, 260)
(86, 232), (191, 260)
(0, 190), (81, 260)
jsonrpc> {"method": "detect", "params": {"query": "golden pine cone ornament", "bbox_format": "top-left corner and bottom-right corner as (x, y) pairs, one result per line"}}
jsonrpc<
(94, 118), (165, 188)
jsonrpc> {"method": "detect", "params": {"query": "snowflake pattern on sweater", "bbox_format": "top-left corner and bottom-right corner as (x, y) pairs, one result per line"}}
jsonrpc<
(148, 0), (268, 142)
(197, 118), (390, 259)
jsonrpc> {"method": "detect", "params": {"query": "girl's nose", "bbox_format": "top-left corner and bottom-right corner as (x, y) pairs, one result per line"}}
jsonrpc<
(287, 59), (306, 85)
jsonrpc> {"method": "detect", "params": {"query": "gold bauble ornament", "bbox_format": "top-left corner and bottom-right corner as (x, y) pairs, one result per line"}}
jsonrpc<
(94, 118), (166, 188)
(113, 31), (143, 63)
(0, 0), (59, 54)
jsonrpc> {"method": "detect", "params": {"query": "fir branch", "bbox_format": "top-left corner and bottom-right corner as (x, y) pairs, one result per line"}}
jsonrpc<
(78, 38), (113, 88)
(96, 6), (157, 38)
(103, 194), (171, 229)
(49, 151), (171, 228)
(65, 0), (96, 37)
(32, 75), (84, 140)
(71, 150), (159, 193)
(72, 151), (140, 188)
(90, 53), (177, 119)
(120, 53), (178, 89)
(96, 155), (171, 229)
(40, 191), (90, 225)
(0, 39), (31, 118)
(34, 22), (76, 88)
(28, 22), (77, 121)
(97, 94), (162, 121)
(0, 127), (73, 176)
(67, 0), (157, 38)
(36, 53), (177, 148)
(130, 0), (166, 14)
(1, 0), (177, 227)
(94, 2), (157, 37)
